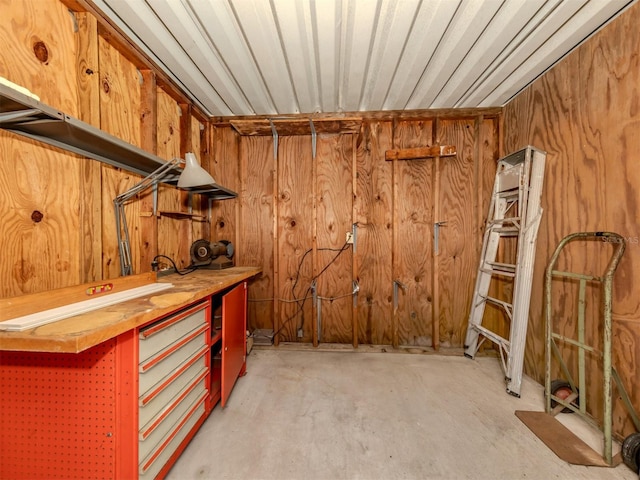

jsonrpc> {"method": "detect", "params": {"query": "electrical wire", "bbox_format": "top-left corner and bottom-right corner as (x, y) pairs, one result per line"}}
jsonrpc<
(274, 240), (352, 338)
(152, 254), (198, 276)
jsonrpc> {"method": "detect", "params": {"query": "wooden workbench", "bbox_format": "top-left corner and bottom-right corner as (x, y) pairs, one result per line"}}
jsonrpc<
(0, 266), (261, 353)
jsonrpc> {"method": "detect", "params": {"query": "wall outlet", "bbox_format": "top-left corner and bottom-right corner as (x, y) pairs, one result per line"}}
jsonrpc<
(346, 232), (354, 244)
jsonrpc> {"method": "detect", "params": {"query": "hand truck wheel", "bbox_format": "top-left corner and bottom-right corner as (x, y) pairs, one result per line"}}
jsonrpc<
(549, 379), (579, 413)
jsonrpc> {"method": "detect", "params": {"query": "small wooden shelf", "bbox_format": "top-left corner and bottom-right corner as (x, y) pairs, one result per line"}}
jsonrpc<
(158, 210), (207, 221)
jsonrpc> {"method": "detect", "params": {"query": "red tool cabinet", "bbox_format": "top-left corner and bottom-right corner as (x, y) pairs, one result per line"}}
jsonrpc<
(0, 280), (248, 480)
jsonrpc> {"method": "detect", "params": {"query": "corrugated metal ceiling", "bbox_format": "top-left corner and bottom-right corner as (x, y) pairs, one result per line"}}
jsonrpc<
(90, 0), (635, 117)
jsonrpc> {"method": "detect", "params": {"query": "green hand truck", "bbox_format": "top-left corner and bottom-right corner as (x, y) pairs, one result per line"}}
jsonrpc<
(545, 231), (640, 471)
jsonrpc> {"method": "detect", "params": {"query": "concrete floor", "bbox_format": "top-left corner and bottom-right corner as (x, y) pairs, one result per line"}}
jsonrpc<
(167, 347), (637, 480)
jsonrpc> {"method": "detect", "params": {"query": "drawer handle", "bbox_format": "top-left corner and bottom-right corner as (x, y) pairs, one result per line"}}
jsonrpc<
(139, 393), (207, 474)
(139, 346), (208, 406)
(139, 302), (208, 339)
(139, 324), (209, 373)
(140, 369), (208, 440)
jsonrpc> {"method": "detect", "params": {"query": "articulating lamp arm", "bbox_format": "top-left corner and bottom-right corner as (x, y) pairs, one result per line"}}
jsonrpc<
(113, 158), (182, 276)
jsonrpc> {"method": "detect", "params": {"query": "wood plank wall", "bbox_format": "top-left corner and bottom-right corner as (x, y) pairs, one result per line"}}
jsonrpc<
(0, 0), (210, 297)
(503, 2), (640, 439)
(211, 112), (500, 348)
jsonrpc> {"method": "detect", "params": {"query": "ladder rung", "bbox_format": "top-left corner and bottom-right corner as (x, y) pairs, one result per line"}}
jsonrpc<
(492, 227), (520, 235)
(470, 324), (511, 350)
(488, 261), (516, 271)
(481, 262), (517, 277)
(480, 267), (515, 278)
(488, 217), (521, 225)
(496, 189), (520, 199)
(479, 294), (513, 312)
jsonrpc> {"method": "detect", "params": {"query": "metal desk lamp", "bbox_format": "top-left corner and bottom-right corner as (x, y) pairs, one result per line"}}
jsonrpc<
(114, 152), (214, 276)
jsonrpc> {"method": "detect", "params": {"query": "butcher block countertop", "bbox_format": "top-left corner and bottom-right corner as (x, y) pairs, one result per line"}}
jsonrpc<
(0, 266), (261, 354)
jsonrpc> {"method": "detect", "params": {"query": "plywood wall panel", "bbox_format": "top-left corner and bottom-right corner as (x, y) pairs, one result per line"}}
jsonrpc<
(98, 37), (142, 279)
(392, 120), (434, 346)
(0, 0), (82, 296)
(437, 119), (479, 347)
(189, 116), (208, 243)
(277, 136), (314, 342)
(156, 90), (189, 269)
(238, 134), (274, 332)
(316, 135), (354, 344)
(211, 126), (239, 248)
(354, 121), (394, 345)
(503, 1), (640, 437)
(76, 12), (103, 284)
(138, 69), (159, 273)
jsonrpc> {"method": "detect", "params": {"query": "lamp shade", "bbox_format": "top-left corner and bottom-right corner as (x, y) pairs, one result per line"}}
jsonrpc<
(177, 152), (215, 188)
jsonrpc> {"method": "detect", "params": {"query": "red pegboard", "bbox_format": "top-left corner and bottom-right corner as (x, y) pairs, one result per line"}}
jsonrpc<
(1, 340), (118, 479)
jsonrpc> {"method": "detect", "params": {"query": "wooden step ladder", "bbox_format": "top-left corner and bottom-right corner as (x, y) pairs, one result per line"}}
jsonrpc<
(464, 145), (546, 397)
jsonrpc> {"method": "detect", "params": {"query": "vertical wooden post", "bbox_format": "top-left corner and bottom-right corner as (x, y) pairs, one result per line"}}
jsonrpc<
(474, 115), (484, 256)
(352, 133), (359, 348)
(201, 122), (213, 242)
(432, 118), (440, 351)
(139, 69), (158, 274)
(179, 103), (195, 249)
(391, 120), (399, 349)
(312, 136), (319, 348)
(272, 135), (280, 346)
(75, 12), (102, 282)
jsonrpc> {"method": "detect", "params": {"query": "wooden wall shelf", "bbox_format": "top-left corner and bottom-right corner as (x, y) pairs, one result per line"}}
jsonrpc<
(158, 210), (207, 221)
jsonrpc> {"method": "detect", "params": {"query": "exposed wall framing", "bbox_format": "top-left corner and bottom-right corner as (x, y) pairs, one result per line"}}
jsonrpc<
(211, 111), (500, 348)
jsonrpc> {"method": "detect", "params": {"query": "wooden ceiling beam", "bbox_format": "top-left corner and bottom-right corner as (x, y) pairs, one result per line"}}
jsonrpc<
(230, 117), (362, 136)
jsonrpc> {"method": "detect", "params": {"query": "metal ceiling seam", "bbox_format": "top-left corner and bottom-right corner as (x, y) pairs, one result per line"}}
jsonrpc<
(453, 0), (567, 108)
(227, 0), (284, 115)
(97, 0), (229, 116)
(339, 0), (380, 113)
(182, 0), (257, 115)
(432, 0), (547, 109)
(383, 0), (459, 111)
(150, 0), (247, 115)
(428, 0), (512, 109)
(378, 0), (423, 112)
(470, 0), (589, 106)
(234, 0), (299, 114)
(405, 0), (504, 110)
(270, 1), (312, 114)
(356, 0), (397, 111)
(479, 0), (630, 106)
(360, 0), (422, 112)
(194, 0), (273, 115)
(398, 0), (462, 111)
(460, 0), (584, 107)
(310, 0), (341, 113)
(489, 0), (638, 107)
(269, 0), (303, 114)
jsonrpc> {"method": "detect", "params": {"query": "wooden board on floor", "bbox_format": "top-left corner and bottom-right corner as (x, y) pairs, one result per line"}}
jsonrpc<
(515, 410), (621, 467)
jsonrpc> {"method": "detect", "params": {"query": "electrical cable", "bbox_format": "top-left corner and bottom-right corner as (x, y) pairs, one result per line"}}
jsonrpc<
(152, 254), (198, 276)
(274, 240), (352, 338)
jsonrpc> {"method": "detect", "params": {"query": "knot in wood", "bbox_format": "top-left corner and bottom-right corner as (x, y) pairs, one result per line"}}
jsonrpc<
(32, 40), (49, 64)
(31, 210), (44, 223)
